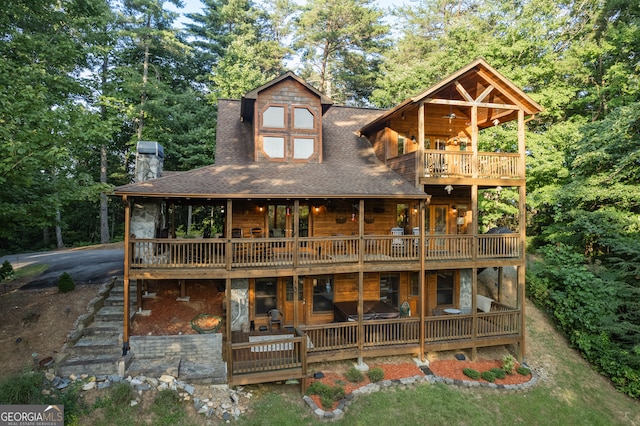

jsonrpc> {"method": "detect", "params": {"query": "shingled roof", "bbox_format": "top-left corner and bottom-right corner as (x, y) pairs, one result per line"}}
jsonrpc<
(114, 99), (428, 201)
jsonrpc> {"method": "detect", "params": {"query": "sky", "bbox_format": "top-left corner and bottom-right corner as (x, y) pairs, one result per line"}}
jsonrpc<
(168, 0), (408, 26)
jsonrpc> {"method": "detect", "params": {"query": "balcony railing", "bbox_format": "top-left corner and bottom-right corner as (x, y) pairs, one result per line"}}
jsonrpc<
(424, 151), (521, 179)
(129, 233), (520, 270)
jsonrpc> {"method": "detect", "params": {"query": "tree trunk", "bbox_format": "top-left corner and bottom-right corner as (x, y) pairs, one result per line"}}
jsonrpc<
(55, 209), (64, 249)
(100, 54), (110, 244)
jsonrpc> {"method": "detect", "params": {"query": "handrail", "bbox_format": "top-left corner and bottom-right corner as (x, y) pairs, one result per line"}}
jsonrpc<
(128, 233), (520, 269)
(423, 150), (521, 179)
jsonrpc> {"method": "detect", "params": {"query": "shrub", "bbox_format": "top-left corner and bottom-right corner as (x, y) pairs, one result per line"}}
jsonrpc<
(0, 260), (14, 280)
(110, 382), (136, 405)
(490, 367), (506, 379)
(0, 371), (43, 404)
(481, 370), (497, 382)
(502, 354), (517, 374)
(368, 367), (385, 383)
(57, 272), (75, 293)
(462, 368), (480, 380)
(345, 366), (365, 383)
(517, 366), (531, 376)
(306, 382), (345, 409)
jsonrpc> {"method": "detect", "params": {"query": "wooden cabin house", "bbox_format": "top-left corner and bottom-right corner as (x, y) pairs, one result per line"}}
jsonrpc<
(114, 58), (542, 386)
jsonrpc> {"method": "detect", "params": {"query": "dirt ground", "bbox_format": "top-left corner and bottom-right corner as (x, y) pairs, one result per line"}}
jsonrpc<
(131, 279), (225, 336)
(0, 279), (100, 380)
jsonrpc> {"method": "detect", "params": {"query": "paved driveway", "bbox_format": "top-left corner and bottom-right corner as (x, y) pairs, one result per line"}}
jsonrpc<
(1, 246), (124, 289)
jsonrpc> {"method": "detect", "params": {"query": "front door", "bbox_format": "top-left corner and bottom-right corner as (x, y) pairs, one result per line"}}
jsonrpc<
(426, 204), (448, 253)
(284, 277), (305, 326)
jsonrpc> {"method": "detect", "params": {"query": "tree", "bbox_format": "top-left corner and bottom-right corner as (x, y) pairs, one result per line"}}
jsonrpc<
(293, 0), (389, 105)
(0, 0), (111, 251)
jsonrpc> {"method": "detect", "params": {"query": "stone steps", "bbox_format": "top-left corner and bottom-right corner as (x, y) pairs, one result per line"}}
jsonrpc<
(56, 278), (133, 378)
(57, 278), (227, 385)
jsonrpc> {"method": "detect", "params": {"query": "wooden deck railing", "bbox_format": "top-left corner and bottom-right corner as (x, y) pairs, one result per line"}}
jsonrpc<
(129, 234), (520, 269)
(302, 322), (359, 352)
(423, 151), (521, 179)
(362, 318), (421, 347)
(229, 336), (304, 375)
(476, 310), (521, 337)
(227, 311), (521, 384)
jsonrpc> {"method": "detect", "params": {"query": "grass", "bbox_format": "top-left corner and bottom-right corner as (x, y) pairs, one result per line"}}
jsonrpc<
(8, 263), (49, 281)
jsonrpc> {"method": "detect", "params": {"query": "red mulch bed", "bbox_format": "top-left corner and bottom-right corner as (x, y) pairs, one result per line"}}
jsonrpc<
(429, 359), (531, 385)
(308, 358), (532, 411)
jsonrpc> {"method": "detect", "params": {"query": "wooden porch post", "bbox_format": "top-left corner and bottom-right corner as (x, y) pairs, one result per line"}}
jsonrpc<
(122, 197), (131, 355)
(417, 102), (425, 188)
(293, 273), (299, 328)
(225, 199), (232, 270)
(357, 270), (364, 365)
(293, 200), (299, 268)
(471, 185), (478, 361)
(419, 199), (426, 362)
(519, 182), (527, 362)
(358, 199), (364, 265)
(471, 105), (479, 178)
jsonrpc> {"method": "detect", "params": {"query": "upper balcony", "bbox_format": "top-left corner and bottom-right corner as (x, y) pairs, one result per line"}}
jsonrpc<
(128, 232), (521, 277)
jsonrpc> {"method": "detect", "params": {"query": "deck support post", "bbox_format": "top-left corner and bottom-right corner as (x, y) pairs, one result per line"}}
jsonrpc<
(122, 196), (131, 355)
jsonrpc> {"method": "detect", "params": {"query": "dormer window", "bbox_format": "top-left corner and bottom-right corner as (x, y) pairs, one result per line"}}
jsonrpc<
(263, 106), (286, 128)
(257, 103), (320, 162)
(294, 107), (314, 129)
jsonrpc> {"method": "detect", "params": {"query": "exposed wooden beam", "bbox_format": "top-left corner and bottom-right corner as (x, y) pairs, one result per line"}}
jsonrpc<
(424, 98), (519, 111)
(454, 80), (474, 102)
(476, 84), (494, 103)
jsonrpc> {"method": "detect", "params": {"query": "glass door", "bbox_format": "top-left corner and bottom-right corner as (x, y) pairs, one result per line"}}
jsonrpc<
(426, 205), (448, 254)
(284, 277), (305, 325)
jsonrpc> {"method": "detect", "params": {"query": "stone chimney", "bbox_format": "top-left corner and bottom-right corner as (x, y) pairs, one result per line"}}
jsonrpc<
(134, 141), (164, 182)
(131, 141), (166, 241)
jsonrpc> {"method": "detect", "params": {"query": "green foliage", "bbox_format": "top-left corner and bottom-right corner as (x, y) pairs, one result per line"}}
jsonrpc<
(368, 367), (385, 383)
(491, 368), (507, 380)
(306, 381), (345, 409)
(0, 260), (13, 280)
(527, 244), (640, 397)
(345, 366), (365, 383)
(481, 370), (496, 383)
(517, 366), (531, 376)
(110, 382), (136, 406)
(57, 272), (75, 293)
(462, 368), (480, 380)
(0, 371), (43, 404)
(151, 389), (190, 425)
(502, 355), (517, 375)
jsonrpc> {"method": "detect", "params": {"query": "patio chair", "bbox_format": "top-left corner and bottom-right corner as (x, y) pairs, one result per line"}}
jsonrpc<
(391, 227), (404, 253)
(268, 308), (282, 330)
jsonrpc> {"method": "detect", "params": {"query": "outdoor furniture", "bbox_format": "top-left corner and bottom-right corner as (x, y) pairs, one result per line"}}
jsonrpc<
(391, 227), (405, 254)
(333, 300), (400, 322)
(268, 308), (283, 330)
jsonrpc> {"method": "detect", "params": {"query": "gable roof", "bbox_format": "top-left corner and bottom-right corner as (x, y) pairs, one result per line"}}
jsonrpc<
(240, 71), (334, 121)
(114, 99), (428, 201)
(359, 58), (543, 135)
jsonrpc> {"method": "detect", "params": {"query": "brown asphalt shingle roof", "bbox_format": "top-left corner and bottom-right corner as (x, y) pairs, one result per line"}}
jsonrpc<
(114, 100), (428, 200)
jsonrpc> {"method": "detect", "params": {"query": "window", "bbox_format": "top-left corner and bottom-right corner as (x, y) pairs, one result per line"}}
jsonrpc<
(398, 135), (406, 155)
(263, 106), (285, 128)
(263, 137), (285, 158)
(380, 273), (399, 307)
(436, 272), (454, 305)
(293, 138), (314, 159)
(312, 276), (333, 313)
(294, 107), (314, 129)
(285, 277), (303, 302)
(255, 278), (277, 315)
(410, 272), (419, 297)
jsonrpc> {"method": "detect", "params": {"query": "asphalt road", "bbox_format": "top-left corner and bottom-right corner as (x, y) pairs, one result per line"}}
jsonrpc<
(0, 247), (124, 289)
